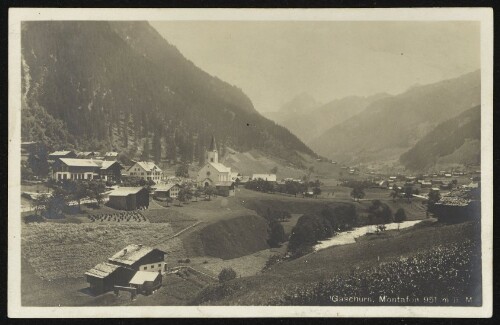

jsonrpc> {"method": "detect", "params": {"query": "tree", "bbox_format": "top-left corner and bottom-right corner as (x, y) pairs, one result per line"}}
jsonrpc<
(368, 200), (393, 225)
(350, 186), (365, 202)
(394, 208), (407, 229)
(313, 187), (322, 198)
(403, 185), (414, 203)
(152, 130), (162, 164)
(62, 180), (90, 212)
(218, 267), (237, 283)
(270, 166), (278, 174)
(177, 188), (189, 206)
(204, 186), (216, 200)
(27, 143), (49, 178)
(193, 187), (203, 202)
(88, 181), (106, 207)
(45, 187), (68, 218)
(268, 220), (286, 247)
(141, 137), (150, 161)
(165, 196), (173, 207)
(175, 163), (189, 178)
(390, 187), (401, 201)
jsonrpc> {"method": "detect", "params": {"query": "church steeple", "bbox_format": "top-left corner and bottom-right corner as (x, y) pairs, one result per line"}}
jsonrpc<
(209, 135), (217, 152)
(207, 135), (218, 163)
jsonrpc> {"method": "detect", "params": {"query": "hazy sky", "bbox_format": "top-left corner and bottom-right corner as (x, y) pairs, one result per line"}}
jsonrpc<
(150, 21), (480, 113)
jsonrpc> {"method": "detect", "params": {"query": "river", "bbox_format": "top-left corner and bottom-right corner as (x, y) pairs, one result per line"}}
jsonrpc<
(314, 220), (424, 251)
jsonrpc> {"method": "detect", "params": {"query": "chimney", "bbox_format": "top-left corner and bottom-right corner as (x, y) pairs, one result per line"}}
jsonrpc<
(138, 244), (143, 249)
(123, 248), (127, 255)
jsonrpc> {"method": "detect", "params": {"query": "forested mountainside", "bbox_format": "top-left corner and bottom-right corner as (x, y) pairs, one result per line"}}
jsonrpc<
(266, 93), (389, 143)
(400, 105), (480, 171)
(21, 21), (316, 164)
(309, 70), (481, 164)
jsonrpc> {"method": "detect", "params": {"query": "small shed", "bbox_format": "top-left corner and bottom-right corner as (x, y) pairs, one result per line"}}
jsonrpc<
(108, 187), (149, 210)
(129, 271), (162, 295)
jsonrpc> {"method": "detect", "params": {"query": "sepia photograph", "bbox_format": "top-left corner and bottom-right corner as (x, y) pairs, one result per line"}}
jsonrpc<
(8, 8), (493, 318)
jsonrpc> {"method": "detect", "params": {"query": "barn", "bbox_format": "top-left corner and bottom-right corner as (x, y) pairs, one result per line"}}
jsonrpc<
(107, 187), (149, 210)
(85, 244), (167, 295)
(84, 262), (133, 295)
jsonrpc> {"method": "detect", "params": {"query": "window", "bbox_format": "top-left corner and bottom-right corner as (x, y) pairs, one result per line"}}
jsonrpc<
(206, 171), (211, 176)
(150, 265), (154, 269)
(143, 266), (147, 270)
(158, 264), (161, 267)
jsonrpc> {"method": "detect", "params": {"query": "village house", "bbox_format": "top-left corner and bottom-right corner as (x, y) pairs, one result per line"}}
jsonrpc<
(104, 152), (119, 161)
(197, 136), (235, 196)
(77, 151), (100, 159)
(107, 187), (149, 210)
(85, 244), (167, 295)
(51, 158), (122, 182)
(153, 183), (181, 199)
(127, 161), (163, 183)
(48, 150), (77, 161)
(252, 174), (277, 182)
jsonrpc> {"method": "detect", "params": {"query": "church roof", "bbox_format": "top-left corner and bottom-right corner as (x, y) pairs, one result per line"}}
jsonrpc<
(209, 162), (231, 173)
(209, 135), (217, 151)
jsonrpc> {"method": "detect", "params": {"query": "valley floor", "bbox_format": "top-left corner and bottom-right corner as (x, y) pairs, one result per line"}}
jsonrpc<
(20, 186), (475, 306)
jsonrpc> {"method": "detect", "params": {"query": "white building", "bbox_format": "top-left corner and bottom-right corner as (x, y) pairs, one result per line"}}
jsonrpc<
(252, 174), (277, 182)
(127, 161), (162, 183)
(197, 136), (235, 196)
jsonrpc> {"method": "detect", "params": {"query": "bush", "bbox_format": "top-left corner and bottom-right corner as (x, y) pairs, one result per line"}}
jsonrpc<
(263, 254), (282, 270)
(218, 267), (237, 283)
(23, 214), (44, 224)
(267, 220), (286, 247)
(394, 208), (407, 223)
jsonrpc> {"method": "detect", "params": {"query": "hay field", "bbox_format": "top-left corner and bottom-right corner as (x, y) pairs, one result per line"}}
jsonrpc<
(22, 222), (184, 280)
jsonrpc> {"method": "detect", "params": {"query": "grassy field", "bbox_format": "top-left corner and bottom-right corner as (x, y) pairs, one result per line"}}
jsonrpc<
(21, 222), (184, 281)
(193, 221), (479, 305)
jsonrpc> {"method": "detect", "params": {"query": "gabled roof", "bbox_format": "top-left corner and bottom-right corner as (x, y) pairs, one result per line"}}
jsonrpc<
(49, 150), (74, 157)
(129, 271), (161, 285)
(209, 162), (230, 173)
(252, 174), (277, 181)
(100, 160), (121, 170)
(132, 161), (162, 172)
(108, 187), (145, 197)
(85, 262), (121, 279)
(109, 244), (163, 266)
(59, 158), (103, 168)
(154, 183), (180, 192)
(105, 152), (119, 157)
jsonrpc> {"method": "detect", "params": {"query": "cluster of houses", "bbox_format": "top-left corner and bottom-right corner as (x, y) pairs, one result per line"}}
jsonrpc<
(85, 244), (166, 296)
(43, 135), (283, 210)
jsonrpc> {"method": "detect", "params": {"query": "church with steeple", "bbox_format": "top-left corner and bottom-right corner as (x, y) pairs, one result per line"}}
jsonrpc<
(197, 136), (235, 196)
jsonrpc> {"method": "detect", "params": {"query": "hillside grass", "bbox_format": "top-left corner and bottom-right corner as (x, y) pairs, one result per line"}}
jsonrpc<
(193, 221), (479, 305)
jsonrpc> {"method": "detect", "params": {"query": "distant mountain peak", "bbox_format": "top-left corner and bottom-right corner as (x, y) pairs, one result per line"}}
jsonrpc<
(279, 92), (321, 114)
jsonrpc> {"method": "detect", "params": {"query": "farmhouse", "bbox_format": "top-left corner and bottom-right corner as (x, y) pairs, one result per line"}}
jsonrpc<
(252, 174), (277, 182)
(48, 150), (77, 161)
(107, 187), (149, 210)
(153, 183), (181, 199)
(51, 158), (122, 182)
(127, 161), (163, 183)
(197, 136), (235, 196)
(85, 244), (167, 295)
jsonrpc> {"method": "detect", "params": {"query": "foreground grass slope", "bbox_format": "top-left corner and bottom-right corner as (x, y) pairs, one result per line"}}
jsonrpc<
(193, 221), (480, 305)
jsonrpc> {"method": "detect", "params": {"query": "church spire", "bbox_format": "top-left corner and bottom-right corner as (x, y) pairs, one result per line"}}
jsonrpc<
(209, 135), (217, 152)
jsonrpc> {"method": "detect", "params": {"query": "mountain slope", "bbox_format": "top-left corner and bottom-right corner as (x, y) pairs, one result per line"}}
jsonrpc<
(21, 21), (316, 164)
(400, 105), (480, 171)
(309, 70), (481, 164)
(267, 93), (389, 143)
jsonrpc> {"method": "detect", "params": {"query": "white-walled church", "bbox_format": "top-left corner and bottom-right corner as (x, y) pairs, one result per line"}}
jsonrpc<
(197, 136), (235, 196)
